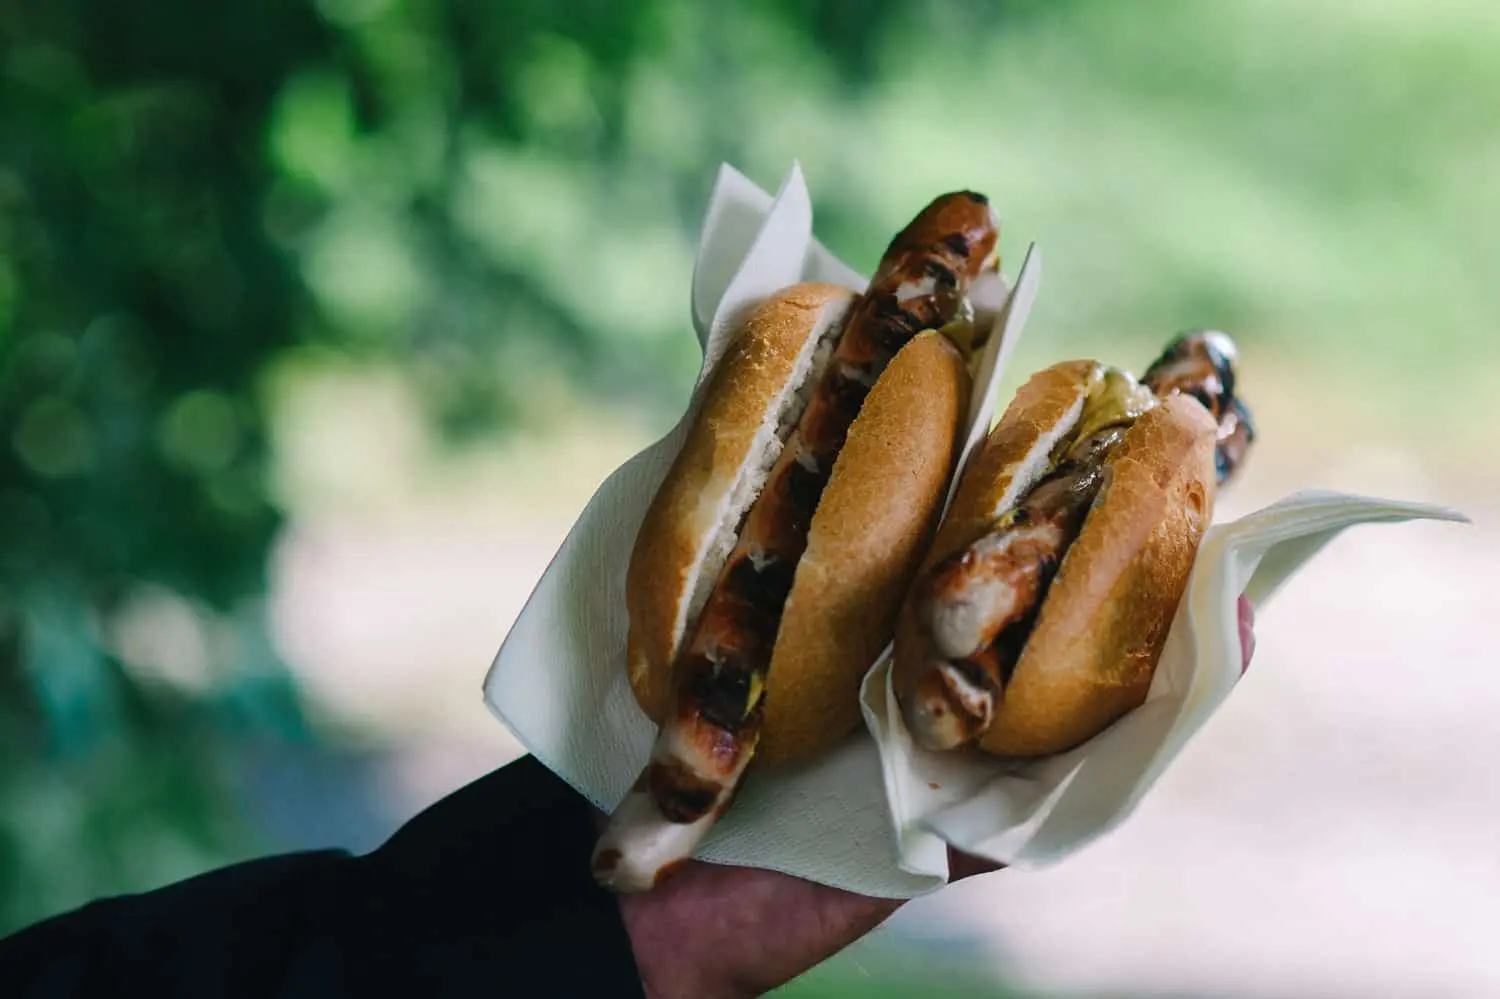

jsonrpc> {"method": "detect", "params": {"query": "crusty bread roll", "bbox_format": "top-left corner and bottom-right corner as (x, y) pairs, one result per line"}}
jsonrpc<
(922, 360), (1100, 567)
(595, 189), (1002, 894)
(760, 328), (969, 764)
(893, 360), (1218, 758)
(625, 284), (970, 764)
(625, 283), (857, 728)
(977, 395), (1215, 755)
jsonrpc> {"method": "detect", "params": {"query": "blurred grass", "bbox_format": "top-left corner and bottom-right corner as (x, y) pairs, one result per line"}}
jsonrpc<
(2, 0), (1494, 948)
(771, 945), (1201, 999)
(774, 945), (1034, 999)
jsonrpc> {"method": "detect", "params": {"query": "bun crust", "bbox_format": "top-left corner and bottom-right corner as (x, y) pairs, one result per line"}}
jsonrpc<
(891, 360), (1096, 708)
(760, 331), (970, 765)
(927, 360), (1098, 570)
(625, 286), (969, 766)
(976, 394), (1218, 756)
(625, 283), (857, 724)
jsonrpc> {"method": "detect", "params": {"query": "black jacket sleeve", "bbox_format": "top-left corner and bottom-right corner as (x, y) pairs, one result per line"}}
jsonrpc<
(0, 755), (647, 998)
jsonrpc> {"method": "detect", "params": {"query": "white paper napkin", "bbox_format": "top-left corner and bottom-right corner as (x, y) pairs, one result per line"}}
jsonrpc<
(860, 490), (1469, 884)
(483, 163), (1469, 899)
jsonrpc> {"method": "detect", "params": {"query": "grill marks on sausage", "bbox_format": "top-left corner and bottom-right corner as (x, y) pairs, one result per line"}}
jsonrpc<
(592, 848), (624, 877)
(674, 300), (950, 737)
(867, 293), (949, 358)
(958, 608), (1039, 700)
(686, 658), (756, 732)
(922, 525), (1063, 659)
(647, 758), (727, 823)
(1141, 332), (1254, 484)
(727, 554), (798, 616)
(651, 195), (999, 820)
(922, 258), (960, 291)
(1141, 335), (1230, 420)
(922, 427), (1123, 663)
(1215, 397), (1256, 483)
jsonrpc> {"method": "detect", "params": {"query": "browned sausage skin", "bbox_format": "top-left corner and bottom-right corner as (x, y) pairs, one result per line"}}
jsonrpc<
(671, 193), (1000, 757)
(591, 194), (999, 892)
(1141, 330), (1256, 484)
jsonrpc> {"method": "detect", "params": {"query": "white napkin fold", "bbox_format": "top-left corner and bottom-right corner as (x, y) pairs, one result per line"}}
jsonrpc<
(482, 163), (1468, 899)
(861, 491), (1469, 884)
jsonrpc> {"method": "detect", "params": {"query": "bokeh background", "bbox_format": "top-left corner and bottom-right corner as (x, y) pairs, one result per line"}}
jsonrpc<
(2, 0), (1497, 995)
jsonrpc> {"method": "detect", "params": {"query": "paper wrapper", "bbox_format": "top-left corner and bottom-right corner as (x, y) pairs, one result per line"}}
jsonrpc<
(483, 163), (1468, 899)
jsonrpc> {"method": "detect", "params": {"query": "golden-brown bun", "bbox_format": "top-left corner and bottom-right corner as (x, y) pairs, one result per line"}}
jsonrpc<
(976, 393), (1215, 756)
(759, 330), (970, 765)
(926, 360), (1100, 568)
(625, 283), (857, 725)
(625, 285), (970, 766)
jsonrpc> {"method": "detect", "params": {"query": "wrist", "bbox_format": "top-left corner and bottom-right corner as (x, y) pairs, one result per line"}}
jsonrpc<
(618, 889), (744, 999)
(613, 863), (903, 999)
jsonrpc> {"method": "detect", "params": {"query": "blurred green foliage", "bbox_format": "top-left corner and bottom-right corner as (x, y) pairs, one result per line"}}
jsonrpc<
(2, 0), (1494, 945)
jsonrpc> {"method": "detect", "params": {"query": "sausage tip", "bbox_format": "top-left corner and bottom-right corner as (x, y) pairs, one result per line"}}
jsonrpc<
(591, 786), (718, 894)
(907, 662), (994, 752)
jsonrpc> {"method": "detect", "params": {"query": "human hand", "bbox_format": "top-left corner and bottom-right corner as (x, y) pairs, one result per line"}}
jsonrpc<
(613, 596), (1259, 999)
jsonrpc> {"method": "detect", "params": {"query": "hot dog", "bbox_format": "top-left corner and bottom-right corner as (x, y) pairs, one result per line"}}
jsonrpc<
(592, 193), (1002, 892)
(894, 331), (1255, 757)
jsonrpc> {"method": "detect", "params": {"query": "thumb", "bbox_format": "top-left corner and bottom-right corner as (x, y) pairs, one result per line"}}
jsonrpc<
(1238, 595), (1256, 673)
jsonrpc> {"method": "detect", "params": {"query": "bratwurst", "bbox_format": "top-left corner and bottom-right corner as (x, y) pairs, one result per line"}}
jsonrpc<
(593, 193), (1001, 892)
(895, 332), (1255, 756)
(674, 195), (998, 745)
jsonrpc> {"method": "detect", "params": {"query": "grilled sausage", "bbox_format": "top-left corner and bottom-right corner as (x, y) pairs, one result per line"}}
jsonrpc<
(593, 193), (1000, 891)
(905, 333), (1254, 750)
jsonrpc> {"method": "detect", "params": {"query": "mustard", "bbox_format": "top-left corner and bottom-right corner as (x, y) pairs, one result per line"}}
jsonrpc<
(743, 669), (765, 720)
(1074, 366), (1158, 442)
(1045, 364), (1156, 465)
(935, 297), (980, 361)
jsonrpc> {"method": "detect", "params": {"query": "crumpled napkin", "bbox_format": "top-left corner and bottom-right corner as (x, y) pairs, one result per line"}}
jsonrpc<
(861, 490), (1469, 883)
(482, 162), (1468, 899)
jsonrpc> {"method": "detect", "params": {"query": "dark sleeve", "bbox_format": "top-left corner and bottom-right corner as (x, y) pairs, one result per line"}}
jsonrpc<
(0, 755), (646, 999)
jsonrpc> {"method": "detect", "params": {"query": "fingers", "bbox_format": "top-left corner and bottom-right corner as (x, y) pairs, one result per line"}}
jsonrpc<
(1238, 594), (1256, 674)
(946, 845), (1003, 882)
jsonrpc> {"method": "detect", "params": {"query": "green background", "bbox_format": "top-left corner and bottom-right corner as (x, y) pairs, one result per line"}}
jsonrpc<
(2, 1), (1494, 994)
